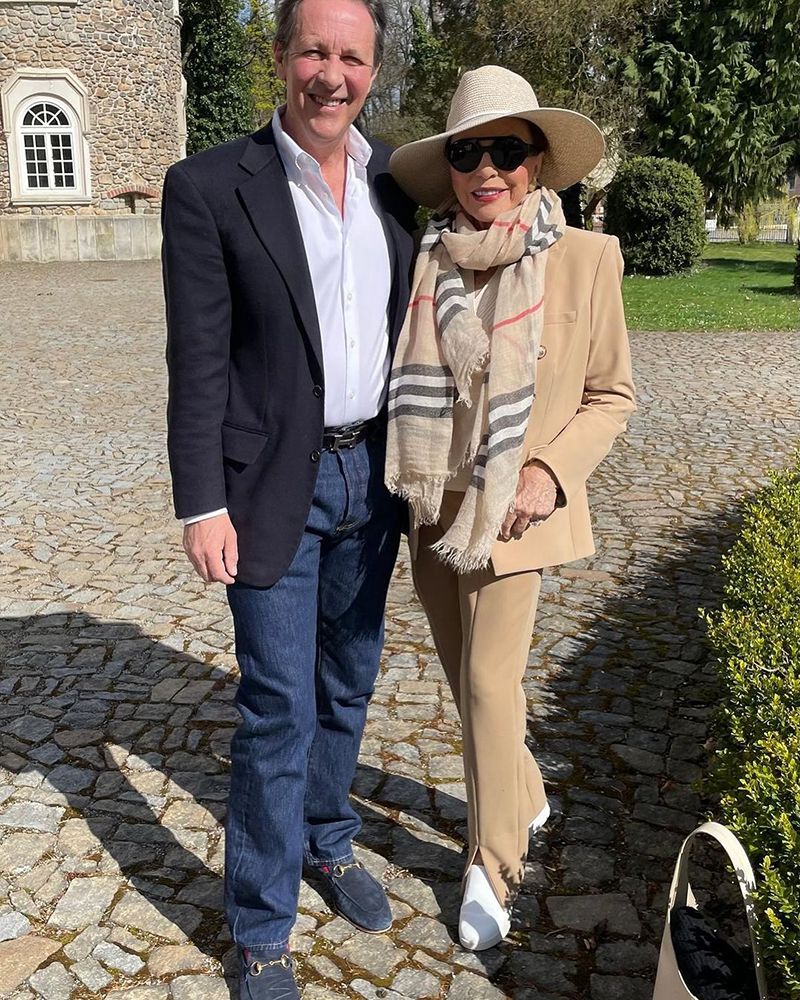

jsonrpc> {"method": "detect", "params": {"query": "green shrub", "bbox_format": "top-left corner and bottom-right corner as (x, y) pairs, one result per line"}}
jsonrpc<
(794, 241), (800, 293)
(604, 156), (706, 275)
(737, 203), (760, 244)
(703, 453), (800, 998)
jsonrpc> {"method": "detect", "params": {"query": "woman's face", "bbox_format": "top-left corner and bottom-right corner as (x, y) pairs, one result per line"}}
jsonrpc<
(448, 118), (544, 228)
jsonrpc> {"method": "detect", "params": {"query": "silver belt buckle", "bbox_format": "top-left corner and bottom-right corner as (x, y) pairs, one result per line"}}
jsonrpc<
(332, 428), (360, 451)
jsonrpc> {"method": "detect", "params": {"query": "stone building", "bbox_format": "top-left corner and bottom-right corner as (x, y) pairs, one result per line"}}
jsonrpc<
(0, 0), (185, 262)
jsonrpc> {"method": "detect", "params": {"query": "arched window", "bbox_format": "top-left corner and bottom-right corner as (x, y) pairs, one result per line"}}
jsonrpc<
(1, 70), (92, 205)
(21, 101), (77, 191)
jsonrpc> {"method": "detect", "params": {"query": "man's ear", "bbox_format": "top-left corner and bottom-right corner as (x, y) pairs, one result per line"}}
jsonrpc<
(369, 61), (381, 89)
(274, 41), (287, 82)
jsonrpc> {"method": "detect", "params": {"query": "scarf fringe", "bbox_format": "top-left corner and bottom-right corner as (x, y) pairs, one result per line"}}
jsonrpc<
(385, 474), (450, 526)
(430, 534), (494, 574)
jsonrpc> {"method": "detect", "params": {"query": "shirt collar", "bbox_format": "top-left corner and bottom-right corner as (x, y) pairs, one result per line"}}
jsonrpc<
(271, 106), (372, 183)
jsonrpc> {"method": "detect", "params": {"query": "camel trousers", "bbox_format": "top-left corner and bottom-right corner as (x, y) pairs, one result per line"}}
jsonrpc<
(410, 494), (548, 907)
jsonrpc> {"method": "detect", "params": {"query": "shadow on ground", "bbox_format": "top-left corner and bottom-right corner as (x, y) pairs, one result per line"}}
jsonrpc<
(743, 284), (798, 296)
(358, 501), (752, 996)
(0, 499), (747, 998)
(703, 257), (793, 276)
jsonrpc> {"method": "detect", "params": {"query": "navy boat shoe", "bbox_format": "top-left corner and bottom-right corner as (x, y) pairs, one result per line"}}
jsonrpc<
(239, 949), (299, 1000)
(315, 860), (393, 933)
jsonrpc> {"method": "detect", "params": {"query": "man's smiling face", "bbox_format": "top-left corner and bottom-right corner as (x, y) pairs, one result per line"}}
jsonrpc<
(274, 0), (379, 159)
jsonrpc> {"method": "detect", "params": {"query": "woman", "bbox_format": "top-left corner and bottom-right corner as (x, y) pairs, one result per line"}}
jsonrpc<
(385, 65), (636, 950)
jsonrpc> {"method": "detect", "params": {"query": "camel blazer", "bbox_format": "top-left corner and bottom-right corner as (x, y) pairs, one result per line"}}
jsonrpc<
(409, 225), (636, 576)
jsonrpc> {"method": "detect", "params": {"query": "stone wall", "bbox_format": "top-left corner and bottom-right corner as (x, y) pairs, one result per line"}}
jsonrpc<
(0, 0), (183, 219)
(0, 213), (161, 260)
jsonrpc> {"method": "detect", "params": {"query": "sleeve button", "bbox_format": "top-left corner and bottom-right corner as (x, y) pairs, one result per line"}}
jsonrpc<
(313, 385), (323, 397)
(310, 450), (321, 463)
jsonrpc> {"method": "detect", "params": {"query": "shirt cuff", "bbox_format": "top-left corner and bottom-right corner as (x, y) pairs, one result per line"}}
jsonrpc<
(182, 508), (228, 526)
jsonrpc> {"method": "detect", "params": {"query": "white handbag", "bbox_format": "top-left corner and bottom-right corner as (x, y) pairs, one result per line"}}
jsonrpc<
(653, 821), (768, 1000)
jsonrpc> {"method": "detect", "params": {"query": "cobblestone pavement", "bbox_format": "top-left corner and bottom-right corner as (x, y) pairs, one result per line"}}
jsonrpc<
(0, 261), (797, 1000)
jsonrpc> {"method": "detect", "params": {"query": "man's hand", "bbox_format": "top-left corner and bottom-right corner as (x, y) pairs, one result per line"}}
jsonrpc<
(183, 513), (238, 584)
(500, 461), (559, 540)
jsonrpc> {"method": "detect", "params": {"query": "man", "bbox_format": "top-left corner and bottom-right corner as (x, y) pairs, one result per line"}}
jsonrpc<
(161, 0), (415, 995)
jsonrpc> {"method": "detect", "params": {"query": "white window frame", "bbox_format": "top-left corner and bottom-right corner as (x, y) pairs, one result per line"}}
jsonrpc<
(2, 70), (92, 205)
(20, 101), (79, 194)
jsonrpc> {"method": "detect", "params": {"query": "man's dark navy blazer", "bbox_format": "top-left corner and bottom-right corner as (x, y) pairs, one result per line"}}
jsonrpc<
(162, 123), (416, 588)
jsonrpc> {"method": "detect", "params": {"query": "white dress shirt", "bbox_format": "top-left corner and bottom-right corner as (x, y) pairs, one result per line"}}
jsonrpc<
(184, 108), (393, 526)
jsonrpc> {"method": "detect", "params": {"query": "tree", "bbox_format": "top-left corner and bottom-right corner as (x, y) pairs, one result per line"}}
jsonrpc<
(397, 5), (461, 143)
(360, 0), (423, 144)
(242, 0), (285, 128)
(181, 0), (254, 155)
(637, 0), (800, 224)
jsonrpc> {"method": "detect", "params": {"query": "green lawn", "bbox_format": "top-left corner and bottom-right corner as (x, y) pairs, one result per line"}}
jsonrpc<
(622, 242), (799, 331)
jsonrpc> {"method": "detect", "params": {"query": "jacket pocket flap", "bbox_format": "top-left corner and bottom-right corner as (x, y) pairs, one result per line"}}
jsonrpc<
(543, 310), (577, 325)
(221, 423), (269, 465)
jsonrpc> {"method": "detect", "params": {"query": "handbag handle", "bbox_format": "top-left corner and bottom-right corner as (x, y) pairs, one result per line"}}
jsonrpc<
(669, 821), (768, 999)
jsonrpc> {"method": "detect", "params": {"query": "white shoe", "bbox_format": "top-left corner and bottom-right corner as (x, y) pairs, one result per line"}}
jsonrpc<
(458, 864), (511, 951)
(529, 800), (551, 833)
(458, 803), (550, 951)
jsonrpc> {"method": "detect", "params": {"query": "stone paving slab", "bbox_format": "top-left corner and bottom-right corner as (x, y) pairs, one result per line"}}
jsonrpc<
(0, 261), (798, 998)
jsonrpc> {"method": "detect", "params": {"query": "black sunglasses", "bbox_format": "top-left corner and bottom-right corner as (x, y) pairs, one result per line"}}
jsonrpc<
(445, 135), (542, 173)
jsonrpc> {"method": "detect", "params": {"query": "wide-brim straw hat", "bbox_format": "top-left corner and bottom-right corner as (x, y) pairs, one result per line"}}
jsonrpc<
(390, 65), (606, 208)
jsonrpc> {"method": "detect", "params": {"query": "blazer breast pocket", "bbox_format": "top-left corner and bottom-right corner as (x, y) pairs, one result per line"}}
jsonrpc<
(542, 310), (577, 327)
(534, 311), (578, 418)
(539, 310), (577, 363)
(221, 422), (270, 466)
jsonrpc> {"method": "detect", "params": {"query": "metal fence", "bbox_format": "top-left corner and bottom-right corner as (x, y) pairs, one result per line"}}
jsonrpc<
(707, 224), (794, 243)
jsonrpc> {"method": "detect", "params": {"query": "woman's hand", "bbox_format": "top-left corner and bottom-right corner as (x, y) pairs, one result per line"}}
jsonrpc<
(500, 461), (559, 540)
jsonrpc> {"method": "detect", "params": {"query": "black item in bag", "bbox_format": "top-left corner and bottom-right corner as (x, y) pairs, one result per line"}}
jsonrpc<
(670, 905), (761, 1000)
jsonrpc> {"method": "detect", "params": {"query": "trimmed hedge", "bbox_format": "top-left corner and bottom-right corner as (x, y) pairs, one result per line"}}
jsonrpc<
(604, 156), (706, 275)
(703, 453), (800, 998)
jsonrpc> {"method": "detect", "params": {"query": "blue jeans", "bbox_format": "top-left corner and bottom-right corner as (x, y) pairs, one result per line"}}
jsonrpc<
(224, 436), (401, 951)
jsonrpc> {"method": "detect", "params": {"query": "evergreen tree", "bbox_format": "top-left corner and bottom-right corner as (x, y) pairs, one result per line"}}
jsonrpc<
(181, 0), (254, 155)
(637, 0), (800, 224)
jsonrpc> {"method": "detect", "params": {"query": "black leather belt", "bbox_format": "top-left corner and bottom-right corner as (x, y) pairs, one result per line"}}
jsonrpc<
(322, 417), (381, 452)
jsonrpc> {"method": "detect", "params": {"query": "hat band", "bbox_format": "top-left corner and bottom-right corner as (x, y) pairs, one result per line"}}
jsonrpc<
(446, 105), (540, 135)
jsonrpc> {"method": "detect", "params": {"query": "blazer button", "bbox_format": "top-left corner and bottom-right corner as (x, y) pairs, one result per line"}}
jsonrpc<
(310, 450), (320, 463)
(313, 385), (323, 397)
(538, 345), (547, 359)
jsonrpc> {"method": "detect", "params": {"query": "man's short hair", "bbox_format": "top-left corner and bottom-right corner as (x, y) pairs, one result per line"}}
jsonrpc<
(274, 0), (387, 67)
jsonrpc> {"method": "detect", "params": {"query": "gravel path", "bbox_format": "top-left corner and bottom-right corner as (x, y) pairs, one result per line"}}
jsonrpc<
(0, 261), (797, 999)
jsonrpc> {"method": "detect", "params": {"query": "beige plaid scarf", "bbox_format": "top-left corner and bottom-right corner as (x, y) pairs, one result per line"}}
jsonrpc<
(385, 188), (565, 573)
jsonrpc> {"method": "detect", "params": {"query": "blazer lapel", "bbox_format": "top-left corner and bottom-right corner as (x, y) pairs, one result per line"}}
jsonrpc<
(236, 126), (323, 374)
(368, 158), (406, 348)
